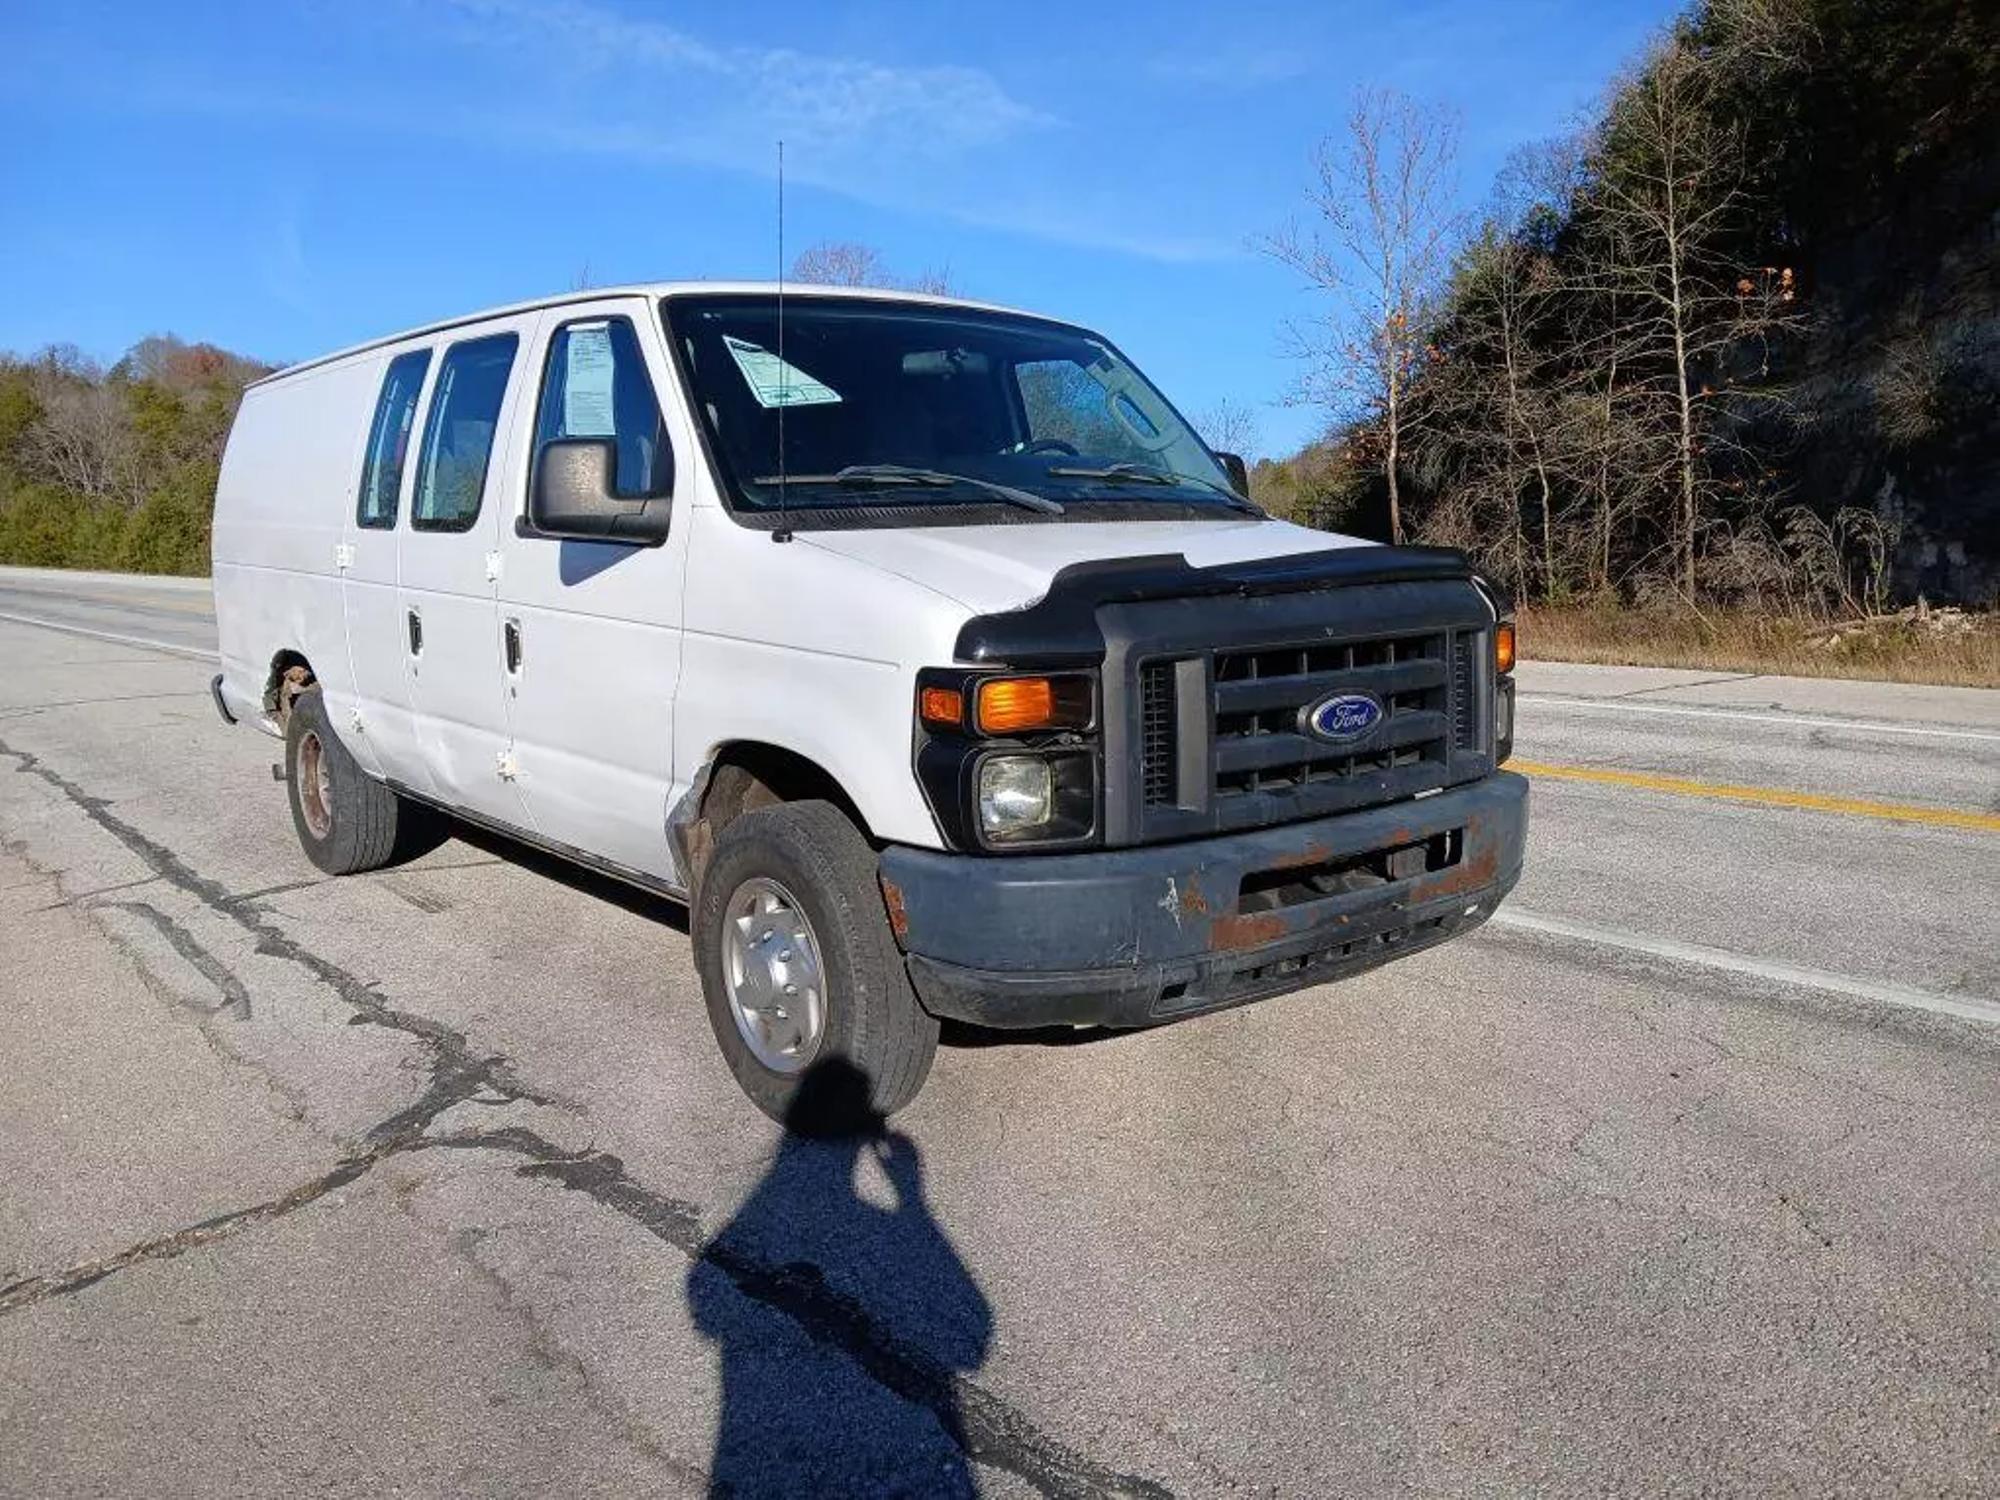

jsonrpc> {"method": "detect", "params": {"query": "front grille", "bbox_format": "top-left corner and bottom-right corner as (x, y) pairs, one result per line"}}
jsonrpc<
(1105, 577), (1494, 846)
(1209, 632), (1451, 804)
(1140, 661), (1177, 805)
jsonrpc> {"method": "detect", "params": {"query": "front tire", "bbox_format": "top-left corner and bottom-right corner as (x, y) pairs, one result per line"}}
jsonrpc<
(692, 801), (938, 1130)
(283, 687), (421, 875)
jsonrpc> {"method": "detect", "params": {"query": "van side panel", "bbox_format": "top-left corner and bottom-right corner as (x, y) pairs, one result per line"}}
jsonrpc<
(211, 358), (380, 734)
(676, 505), (962, 849)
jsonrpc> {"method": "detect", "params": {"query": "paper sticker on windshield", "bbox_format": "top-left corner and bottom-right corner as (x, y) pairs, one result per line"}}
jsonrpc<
(563, 323), (616, 436)
(724, 335), (840, 408)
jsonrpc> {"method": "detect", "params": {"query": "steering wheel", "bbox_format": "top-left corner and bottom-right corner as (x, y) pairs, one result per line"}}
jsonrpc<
(1019, 439), (1080, 457)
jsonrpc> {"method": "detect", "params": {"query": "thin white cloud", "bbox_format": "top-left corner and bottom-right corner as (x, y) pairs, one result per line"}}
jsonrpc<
(442, 0), (1053, 153)
(425, 0), (1239, 261)
(257, 196), (314, 314)
(36, 0), (1238, 264)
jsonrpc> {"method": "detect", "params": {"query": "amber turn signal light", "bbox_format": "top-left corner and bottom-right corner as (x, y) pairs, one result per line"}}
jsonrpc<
(1495, 622), (1517, 676)
(975, 675), (1092, 735)
(919, 685), (964, 728)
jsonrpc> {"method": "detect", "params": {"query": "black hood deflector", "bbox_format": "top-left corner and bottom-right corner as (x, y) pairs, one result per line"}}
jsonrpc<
(953, 544), (1477, 665)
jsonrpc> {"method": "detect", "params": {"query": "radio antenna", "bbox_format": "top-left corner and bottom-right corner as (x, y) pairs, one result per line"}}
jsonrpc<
(772, 138), (793, 544)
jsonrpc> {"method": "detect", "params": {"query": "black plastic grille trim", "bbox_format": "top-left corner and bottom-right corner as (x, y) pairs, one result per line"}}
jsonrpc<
(1450, 632), (1479, 750)
(1140, 662), (1177, 806)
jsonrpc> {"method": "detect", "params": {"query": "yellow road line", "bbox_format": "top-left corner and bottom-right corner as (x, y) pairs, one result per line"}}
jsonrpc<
(1510, 759), (2000, 833)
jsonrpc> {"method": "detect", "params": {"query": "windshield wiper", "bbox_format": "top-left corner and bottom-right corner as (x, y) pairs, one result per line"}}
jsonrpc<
(1047, 463), (1265, 516)
(754, 464), (1065, 516)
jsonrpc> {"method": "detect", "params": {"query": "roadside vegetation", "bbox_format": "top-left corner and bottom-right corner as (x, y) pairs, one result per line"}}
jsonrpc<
(1253, 0), (1998, 671)
(0, 338), (268, 575)
(1, 0), (1992, 686)
(1520, 602), (2000, 687)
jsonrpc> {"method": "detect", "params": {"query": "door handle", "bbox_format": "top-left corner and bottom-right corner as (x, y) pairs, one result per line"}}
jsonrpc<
(406, 609), (423, 657)
(503, 617), (523, 675)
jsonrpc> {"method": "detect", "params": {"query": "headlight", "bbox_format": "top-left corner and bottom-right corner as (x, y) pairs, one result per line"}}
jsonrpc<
(913, 667), (1102, 851)
(975, 751), (1096, 846)
(978, 755), (1051, 834)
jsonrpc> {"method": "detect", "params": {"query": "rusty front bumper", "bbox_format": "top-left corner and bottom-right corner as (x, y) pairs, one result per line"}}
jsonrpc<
(882, 770), (1528, 1029)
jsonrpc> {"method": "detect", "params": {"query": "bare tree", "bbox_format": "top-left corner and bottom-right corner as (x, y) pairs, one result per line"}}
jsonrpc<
(902, 265), (960, 297)
(1262, 89), (1461, 543)
(1194, 398), (1261, 459)
(1581, 38), (1802, 599)
(790, 240), (960, 298)
(17, 348), (144, 507)
(1421, 225), (1577, 595)
(789, 240), (889, 287)
(788, 239), (960, 298)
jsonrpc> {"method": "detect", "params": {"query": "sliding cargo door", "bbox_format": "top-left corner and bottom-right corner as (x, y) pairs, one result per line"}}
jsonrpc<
(395, 321), (534, 831)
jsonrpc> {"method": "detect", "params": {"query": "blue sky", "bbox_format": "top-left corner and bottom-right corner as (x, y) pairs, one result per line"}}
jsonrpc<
(1, 0), (1677, 457)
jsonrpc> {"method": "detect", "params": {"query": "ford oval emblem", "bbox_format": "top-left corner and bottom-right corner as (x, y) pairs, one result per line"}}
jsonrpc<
(1304, 692), (1383, 743)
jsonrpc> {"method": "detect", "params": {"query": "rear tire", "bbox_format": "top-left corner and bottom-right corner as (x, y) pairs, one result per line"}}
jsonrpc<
(692, 800), (938, 1130)
(283, 687), (421, 875)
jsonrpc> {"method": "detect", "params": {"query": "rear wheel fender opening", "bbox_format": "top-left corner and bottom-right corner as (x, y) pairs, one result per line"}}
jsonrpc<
(282, 686), (436, 875)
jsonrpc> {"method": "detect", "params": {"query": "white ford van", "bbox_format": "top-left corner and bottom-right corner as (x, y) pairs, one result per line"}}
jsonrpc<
(212, 284), (1527, 1125)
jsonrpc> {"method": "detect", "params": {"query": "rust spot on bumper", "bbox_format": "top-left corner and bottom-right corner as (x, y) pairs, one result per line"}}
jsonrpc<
(1208, 910), (1290, 951)
(1177, 874), (1210, 918)
(1422, 845), (1500, 900)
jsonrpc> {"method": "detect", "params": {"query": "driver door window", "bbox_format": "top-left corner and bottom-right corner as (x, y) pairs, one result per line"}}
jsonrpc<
(531, 316), (671, 501)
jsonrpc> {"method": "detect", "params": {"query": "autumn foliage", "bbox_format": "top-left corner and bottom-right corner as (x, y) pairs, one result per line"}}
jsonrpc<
(0, 338), (269, 574)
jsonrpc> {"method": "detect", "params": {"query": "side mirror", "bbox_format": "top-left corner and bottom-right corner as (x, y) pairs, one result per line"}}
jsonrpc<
(1214, 450), (1250, 499)
(529, 438), (671, 546)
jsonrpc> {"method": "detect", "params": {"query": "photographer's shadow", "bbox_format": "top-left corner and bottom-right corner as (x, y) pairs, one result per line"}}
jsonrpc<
(687, 1059), (992, 1498)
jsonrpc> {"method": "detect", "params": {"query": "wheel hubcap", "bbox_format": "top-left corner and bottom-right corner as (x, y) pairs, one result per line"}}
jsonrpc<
(721, 877), (827, 1074)
(298, 731), (334, 840)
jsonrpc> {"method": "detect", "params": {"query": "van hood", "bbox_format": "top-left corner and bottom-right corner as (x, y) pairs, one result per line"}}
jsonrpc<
(796, 518), (1373, 617)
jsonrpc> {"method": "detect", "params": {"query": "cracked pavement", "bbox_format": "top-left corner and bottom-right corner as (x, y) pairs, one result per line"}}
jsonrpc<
(1, 594), (1998, 1496)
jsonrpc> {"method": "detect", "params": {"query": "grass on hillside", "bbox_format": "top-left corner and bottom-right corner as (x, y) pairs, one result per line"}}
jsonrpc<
(1519, 603), (2000, 688)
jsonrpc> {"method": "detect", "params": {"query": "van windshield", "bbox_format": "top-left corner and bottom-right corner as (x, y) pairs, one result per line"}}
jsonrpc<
(664, 295), (1249, 521)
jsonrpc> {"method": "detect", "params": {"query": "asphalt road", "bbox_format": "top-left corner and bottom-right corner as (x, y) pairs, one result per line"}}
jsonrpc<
(1, 565), (1995, 1497)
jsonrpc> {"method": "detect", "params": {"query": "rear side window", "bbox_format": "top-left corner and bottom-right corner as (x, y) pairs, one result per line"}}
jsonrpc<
(531, 317), (671, 499)
(356, 349), (430, 529)
(412, 333), (519, 532)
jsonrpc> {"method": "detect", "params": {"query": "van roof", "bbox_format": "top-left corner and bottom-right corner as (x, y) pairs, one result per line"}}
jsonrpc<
(247, 281), (1053, 389)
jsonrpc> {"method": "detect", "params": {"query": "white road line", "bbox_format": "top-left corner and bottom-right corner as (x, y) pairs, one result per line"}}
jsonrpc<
(1490, 907), (2000, 1027)
(1519, 693), (2000, 744)
(0, 610), (216, 663)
